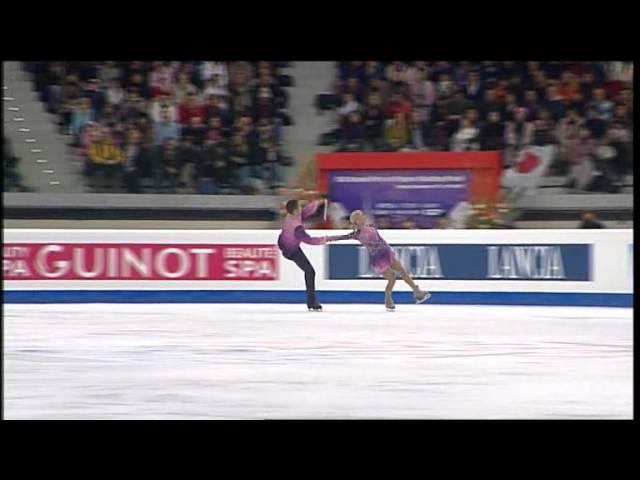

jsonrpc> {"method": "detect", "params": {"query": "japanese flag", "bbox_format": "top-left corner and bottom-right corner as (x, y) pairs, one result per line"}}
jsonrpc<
(502, 145), (555, 195)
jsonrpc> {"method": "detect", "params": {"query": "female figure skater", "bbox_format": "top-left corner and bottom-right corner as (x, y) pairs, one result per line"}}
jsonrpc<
(278, 194), (344, 311)
(330, 210), (430, 311)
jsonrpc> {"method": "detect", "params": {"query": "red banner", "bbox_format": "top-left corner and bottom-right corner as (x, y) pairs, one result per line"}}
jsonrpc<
(3, 244), (279, 280)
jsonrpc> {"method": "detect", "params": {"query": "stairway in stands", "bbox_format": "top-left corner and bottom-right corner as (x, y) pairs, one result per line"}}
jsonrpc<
(282, 61), (337, 184)
(3, 62), (86, 193)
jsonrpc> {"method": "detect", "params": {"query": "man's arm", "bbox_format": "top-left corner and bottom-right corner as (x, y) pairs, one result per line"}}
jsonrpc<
(301, 199), (322, 220)
(294, 225), (327, 245)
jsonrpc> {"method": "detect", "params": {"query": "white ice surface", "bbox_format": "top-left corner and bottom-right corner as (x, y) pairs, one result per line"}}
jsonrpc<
(3, 303), (633, 419)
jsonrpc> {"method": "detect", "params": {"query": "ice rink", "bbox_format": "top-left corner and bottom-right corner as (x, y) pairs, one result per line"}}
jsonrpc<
(3, 303), (633, 419)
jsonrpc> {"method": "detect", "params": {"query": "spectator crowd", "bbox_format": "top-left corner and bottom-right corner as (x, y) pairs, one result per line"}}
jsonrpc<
(320, 61), (633, 193)
(27, 61), (294, 193)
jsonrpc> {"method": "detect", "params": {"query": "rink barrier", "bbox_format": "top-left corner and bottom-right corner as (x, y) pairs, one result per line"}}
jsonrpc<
(3, 229), (632, 307)
(3, 290), (632, 307)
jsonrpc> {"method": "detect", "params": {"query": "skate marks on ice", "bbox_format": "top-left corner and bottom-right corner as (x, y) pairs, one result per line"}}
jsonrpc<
(3, 303), (632, 419)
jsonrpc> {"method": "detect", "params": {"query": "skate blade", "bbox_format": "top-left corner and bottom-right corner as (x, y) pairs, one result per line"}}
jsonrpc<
(415, 293), (431, 304)
(386, 307), (396, 312)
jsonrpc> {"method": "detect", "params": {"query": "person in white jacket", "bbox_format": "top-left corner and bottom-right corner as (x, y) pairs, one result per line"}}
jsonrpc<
(450, 118), (479, 151)
(200, 62), (228, 87)
(504, 107), (535, 166)
(149, 95), (177, 123)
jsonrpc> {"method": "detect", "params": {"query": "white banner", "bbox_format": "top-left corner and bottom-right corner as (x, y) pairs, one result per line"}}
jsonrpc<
(3, 229), (632, 295)
(501, 145), (555, 195)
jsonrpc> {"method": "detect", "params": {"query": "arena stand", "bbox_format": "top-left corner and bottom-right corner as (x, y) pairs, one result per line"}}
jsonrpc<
(3, 136), (26, 192)
(21, 61), (295, 194)
(315, 61), (633, 228)
(4, 60), (633, 229)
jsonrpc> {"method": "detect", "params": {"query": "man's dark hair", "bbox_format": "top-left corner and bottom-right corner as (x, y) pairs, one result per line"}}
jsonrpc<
(286, 199), (299, 214)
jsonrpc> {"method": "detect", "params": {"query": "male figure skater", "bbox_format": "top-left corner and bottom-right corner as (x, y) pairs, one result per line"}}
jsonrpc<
(278, 196), (339, 311)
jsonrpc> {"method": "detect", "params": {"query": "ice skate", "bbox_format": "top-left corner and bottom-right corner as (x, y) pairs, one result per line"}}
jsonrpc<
(385, 293), (396, 312)
(308, 304), (323, 312)
(414, 290), (431, 304)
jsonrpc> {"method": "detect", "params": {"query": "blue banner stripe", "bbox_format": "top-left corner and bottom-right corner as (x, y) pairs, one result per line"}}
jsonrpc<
(329, 244), (592, 281)
(3, 290), (632, 307)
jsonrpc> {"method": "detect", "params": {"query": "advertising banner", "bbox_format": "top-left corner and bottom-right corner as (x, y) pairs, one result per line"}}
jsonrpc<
(2, 229), (631, 306)
(3, 243), (279, 281)
(328, 169), (470, 228)
(328, 244), (591, 281)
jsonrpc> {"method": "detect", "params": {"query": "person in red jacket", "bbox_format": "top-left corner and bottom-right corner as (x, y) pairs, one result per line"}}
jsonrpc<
(384, 92), (412, 119)
(178, 92), (204, 125)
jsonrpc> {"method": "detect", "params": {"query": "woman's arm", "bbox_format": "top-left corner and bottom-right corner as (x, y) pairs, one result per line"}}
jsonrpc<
(326, 231), (356, 242)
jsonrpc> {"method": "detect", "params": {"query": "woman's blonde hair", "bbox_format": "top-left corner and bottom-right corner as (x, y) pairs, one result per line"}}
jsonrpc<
(349, 210), (364, 225)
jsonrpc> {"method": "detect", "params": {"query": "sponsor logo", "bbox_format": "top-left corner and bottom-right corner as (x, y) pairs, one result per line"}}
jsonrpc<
(487, 246), (565, 280)
(3, 244), (279, 280)
(328, 244), (590, 281)
(358, 246), (443, 278)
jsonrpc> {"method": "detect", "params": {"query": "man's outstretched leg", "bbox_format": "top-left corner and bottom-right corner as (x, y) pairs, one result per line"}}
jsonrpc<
(289, 249), (321, 310)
